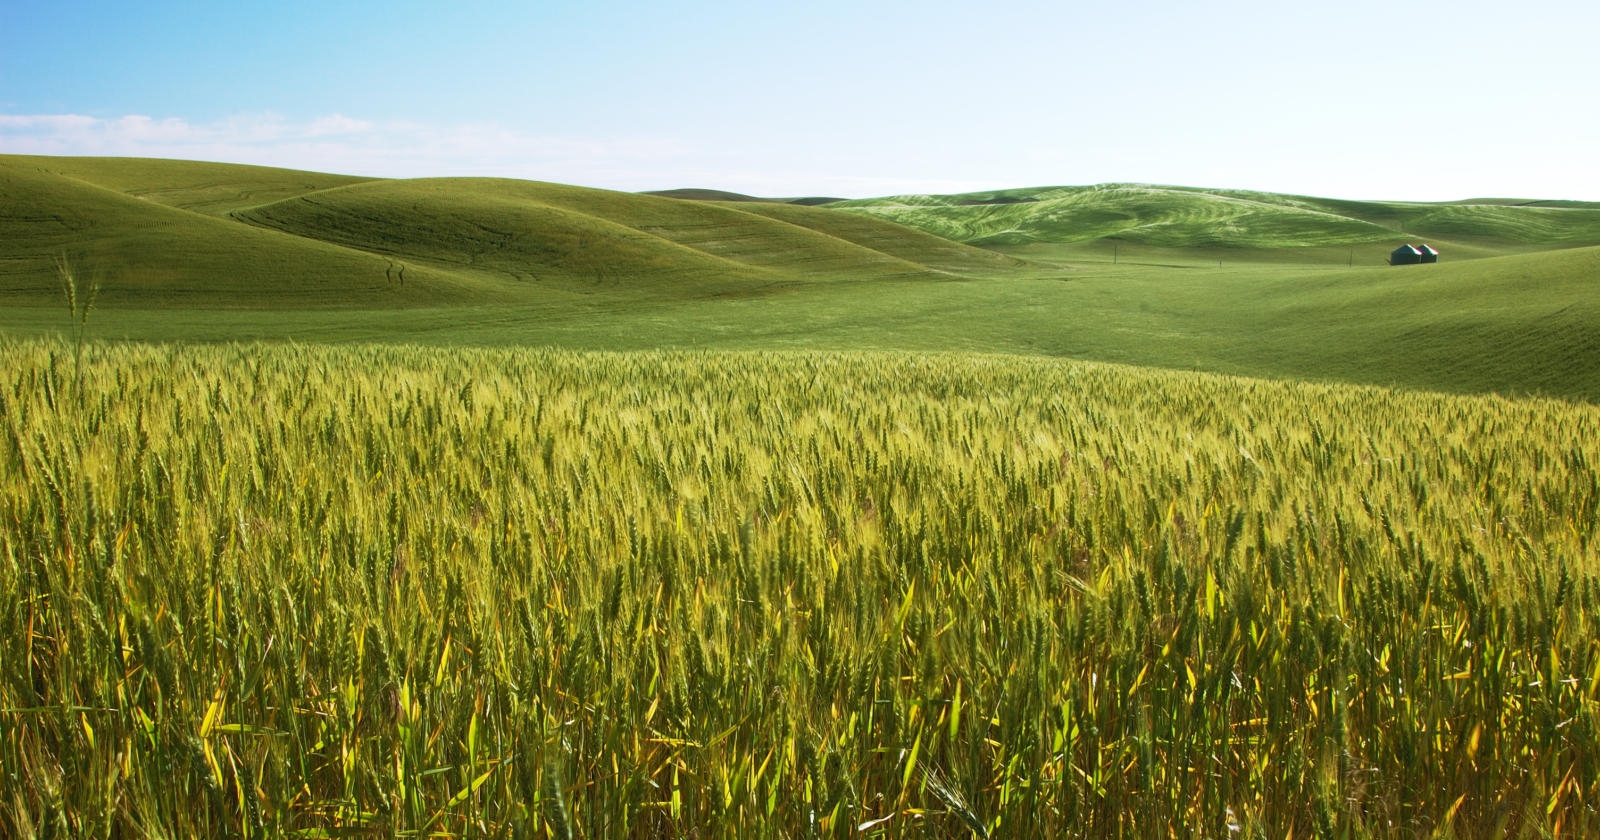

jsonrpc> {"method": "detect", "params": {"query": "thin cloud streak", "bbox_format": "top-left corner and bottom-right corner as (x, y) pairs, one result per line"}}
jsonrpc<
(0, 111), (662, 176)
(0, 112), (701, 187)
(0, 111), (986, 198)
(10, 111), (1582, 202)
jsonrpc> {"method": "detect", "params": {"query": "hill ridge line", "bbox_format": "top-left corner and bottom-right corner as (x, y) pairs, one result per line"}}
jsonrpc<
(712, 202), (955, 277)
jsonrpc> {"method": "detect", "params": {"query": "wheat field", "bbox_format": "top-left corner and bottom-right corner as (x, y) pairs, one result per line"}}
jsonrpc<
(2, 340), (1597, 837)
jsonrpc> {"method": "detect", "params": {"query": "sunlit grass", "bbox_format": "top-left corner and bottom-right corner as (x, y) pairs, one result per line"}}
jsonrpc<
(2, 340), (1597, 837)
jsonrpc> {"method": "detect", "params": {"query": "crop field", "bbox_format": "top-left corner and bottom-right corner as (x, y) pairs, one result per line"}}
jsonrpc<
(4, 340), (1598, 837)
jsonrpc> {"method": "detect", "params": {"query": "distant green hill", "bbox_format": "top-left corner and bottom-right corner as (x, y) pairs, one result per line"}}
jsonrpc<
(1148, 245), (1600, 399)
(0, 155), (1008, 308)
(0, 156), (478, 307)
(643, 188), (844, 205)
(7, 155), (374, 216)
(235, 178), (1016, 296)
(642, 188), (771, 202)
(833, 184), (1600, 257)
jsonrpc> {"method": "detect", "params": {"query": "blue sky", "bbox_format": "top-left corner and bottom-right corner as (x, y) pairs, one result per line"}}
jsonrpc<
(3, 0), (1596, 200)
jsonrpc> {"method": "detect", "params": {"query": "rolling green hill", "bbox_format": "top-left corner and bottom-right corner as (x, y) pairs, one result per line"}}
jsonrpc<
(3, 155), (374, 216)
(833, 184), (1600, 258)
(233, 177), (1020, 297)
(3, 155), (1598, 401)
(0, 155), (1011, 308)
(642, 187), (771, 202)
(0, 157), (479, 307)
(643, 188), (845, 205)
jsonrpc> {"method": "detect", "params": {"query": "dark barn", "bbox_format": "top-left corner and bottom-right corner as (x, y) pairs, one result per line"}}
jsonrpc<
(1391, 244), (1422, 265)
(1418, 244), (1439, 263)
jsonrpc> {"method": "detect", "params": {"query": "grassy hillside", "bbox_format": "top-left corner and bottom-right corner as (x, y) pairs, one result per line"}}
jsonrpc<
(642, 187), (771, 202)
(835, 185), (1395, 249)
(2, 154), (373, 216)
(4, 155), (1599, 401)
(834, 184), (1600, 258)
(716, 200), (1021, 274)
(233, 178), (1018, 300)
(1089, 245), (1600, 399)
(643, 188), (845, 205)
(1, 156), (1011, 309)
(6, 243), (1590, 399)
(235, 179), (786, 296)
(0, 158), (480, 307)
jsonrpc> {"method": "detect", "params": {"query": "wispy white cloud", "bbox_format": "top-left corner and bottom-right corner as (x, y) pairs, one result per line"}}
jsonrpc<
(0, 111), (1004, 198)
(0, 111), (703, 188)
(303, 114), (374, 137)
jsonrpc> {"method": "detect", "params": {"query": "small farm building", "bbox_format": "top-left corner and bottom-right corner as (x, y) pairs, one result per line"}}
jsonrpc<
(1418, 244), (1439, 263)
(1391, 244), (1422, 265)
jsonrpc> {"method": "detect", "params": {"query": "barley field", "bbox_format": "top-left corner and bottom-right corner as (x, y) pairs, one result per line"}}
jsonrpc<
(2, 340), (1597, 838)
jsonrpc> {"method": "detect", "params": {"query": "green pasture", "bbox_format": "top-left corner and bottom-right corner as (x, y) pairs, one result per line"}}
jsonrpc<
(834, 184), (1600, 255)
(3, 154), (1600, 403)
